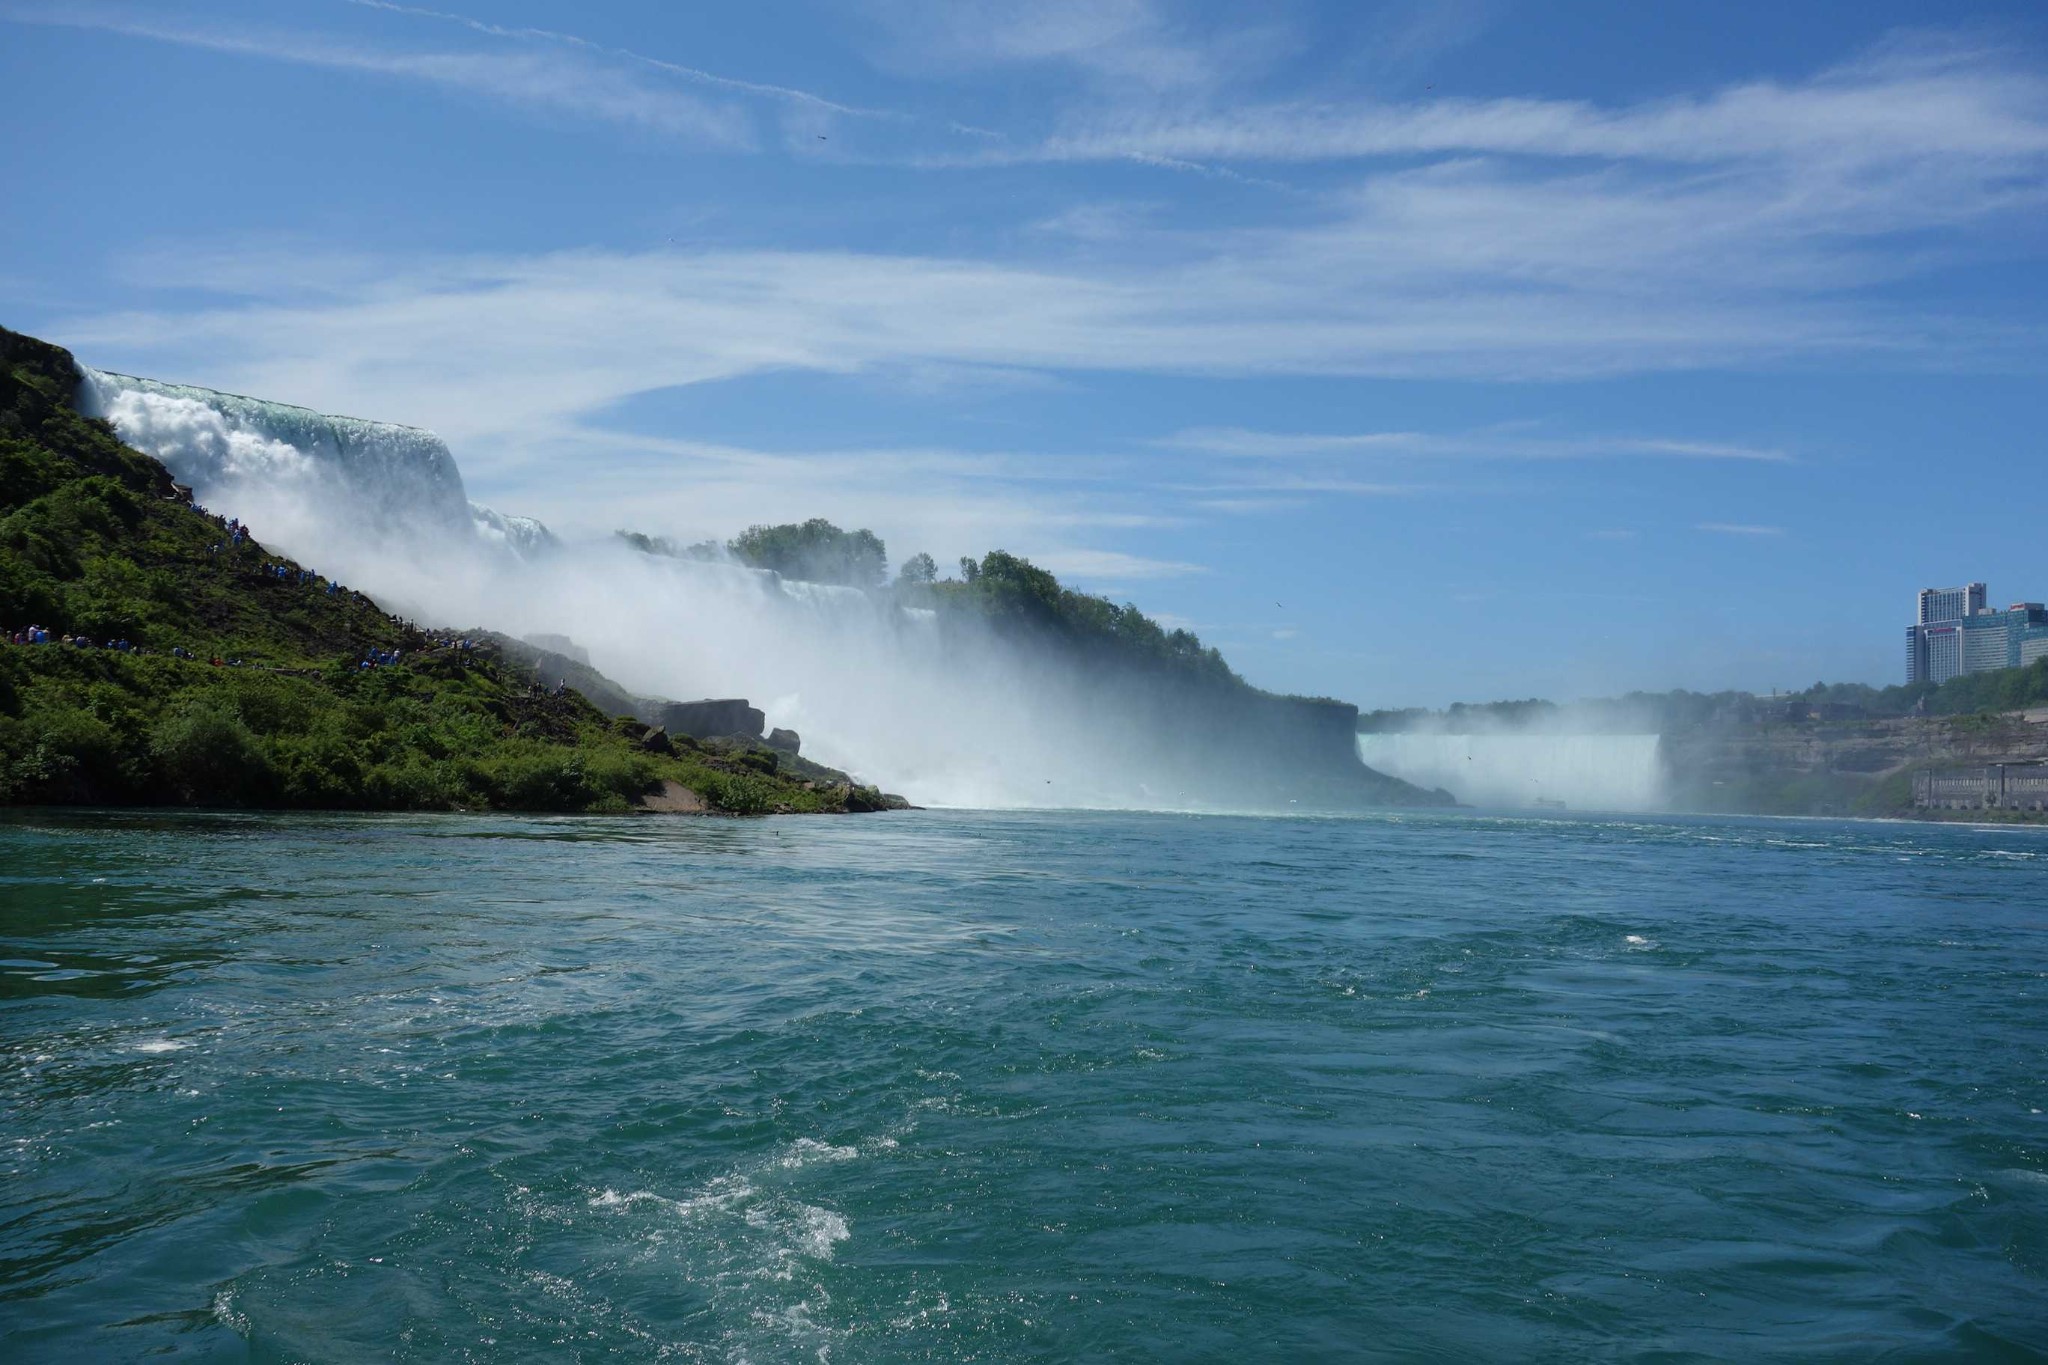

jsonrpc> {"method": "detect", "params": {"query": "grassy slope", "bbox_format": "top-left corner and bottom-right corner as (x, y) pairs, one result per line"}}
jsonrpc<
(0, 326), (897, 814)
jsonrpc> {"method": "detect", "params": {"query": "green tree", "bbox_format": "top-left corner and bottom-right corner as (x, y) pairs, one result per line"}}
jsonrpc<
(152, 699), (276, 805)
(896, 551), (937, 586)
(728, 519), (888, 588)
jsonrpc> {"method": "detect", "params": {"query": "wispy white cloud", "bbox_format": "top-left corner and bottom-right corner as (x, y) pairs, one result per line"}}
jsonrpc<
(1174, 476), (1420, 497)
(56, 220), (1981, 468)
(429, 423), (1201, 586)
(1696, 522), (1787, 536)
(345, 0), (888, 120)
(1016, 36), (2048, 168)
(858, 0), (1281, 95)
(1163, 427), (1793, 462)
(929, 34), (2048, 301)
(8, 5), (758, 147)
(25, 10), (2045, 355)
(1191, 497), (1308, 515)
(1030, 547), (1207, 580)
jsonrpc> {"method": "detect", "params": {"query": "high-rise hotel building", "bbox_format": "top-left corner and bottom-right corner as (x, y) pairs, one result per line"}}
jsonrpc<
(1907, 582), (2048, 684)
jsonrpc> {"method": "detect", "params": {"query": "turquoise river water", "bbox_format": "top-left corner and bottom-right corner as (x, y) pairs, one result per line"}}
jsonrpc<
(3, 808), (2046, 1361)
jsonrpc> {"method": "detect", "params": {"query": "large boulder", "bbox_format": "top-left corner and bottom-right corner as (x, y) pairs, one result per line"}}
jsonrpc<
(651, 698), (765, 740)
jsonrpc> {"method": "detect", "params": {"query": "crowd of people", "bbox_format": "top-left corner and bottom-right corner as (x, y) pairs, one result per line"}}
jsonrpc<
(6, 627), (138, 651)
(203, 515), (371, 607)
(259, 562), (317, 586)
(206, 514), (253, 555)
(3, 629), (244, 666)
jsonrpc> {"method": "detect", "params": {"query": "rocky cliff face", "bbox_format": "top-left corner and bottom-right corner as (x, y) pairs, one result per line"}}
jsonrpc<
(1663, 710), (2048, 816)
(1135, 681), (1452, 808)
(648, 699), (767, 741)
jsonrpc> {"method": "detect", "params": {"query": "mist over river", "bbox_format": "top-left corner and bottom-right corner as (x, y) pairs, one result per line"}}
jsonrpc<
(5, 808), (2046, 1360)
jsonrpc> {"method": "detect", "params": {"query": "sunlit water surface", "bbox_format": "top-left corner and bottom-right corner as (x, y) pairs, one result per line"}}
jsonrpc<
(3, 808), (2045, 1361)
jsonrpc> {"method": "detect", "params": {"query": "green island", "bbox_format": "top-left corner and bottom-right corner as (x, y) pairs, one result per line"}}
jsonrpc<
(0, 327), (903, 815)
(623, 518), (1244, 694)
(618, 521), (1438, 810)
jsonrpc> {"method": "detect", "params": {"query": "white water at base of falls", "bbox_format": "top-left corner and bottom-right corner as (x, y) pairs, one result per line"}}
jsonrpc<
(1357, 733), (1667, 811)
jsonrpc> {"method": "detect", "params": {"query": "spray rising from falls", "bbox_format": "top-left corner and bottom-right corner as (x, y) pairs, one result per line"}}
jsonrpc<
(1356, 732), (1668, 811)
(79, 369), (1384, 811)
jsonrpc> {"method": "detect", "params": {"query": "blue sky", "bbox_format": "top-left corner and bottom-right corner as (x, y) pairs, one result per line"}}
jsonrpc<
(3, 0), (2045, 707)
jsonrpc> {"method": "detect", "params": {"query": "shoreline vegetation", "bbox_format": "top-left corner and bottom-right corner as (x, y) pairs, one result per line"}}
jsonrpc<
(0, 326), (903, 816)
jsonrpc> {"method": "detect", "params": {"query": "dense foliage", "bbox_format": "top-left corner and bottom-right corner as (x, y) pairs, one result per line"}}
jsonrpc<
(620, 516), (1255, 700)
(934, 550), (1244, 691)
(1793, 663), (2048, 719)
(0, 326), (886, 814)
(728, 518), (889, 589)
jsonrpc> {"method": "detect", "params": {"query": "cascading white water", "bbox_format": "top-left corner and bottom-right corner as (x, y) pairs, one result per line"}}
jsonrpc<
(79, 369), (476, 531)
(1356, 732), (1666, 811)
(470, 502), (558, 557)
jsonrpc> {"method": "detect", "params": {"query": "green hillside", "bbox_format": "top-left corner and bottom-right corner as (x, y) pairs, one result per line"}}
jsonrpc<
(0, 325), (898, 815)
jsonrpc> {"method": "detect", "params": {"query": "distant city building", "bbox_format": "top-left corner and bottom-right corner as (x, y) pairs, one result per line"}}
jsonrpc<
(1918, 582), (1986, 625)
(1906, 582), (2048, 684)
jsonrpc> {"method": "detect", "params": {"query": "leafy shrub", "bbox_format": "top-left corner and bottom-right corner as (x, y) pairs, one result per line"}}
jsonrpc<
(151, 699), (276, 805)
(697, 769), (777, 814)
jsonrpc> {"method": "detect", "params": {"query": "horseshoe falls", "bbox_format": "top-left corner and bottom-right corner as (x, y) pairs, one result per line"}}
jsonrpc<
(1356, 731), (1668, 810)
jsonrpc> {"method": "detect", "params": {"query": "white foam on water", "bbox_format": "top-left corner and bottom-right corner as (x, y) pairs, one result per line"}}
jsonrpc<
(776, 1138), (857, 1170)
(756, 1204), (850, 1264)
(132, 1039), (190, 1054)
(589, 1174), (756, 1219)
(211, 1289), (249, 1336)
(578, 1140), (864, 1356)
(1623, 934), (1657, 951)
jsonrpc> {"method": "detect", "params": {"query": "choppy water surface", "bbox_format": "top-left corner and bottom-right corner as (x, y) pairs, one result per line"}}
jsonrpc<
(3, 808), (2045, 1361)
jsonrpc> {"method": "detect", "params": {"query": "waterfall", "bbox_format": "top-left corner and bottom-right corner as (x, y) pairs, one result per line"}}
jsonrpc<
(470, 502), (559, 557)
(78, 369), (478, 536)
(1356, 732), (1667, 811)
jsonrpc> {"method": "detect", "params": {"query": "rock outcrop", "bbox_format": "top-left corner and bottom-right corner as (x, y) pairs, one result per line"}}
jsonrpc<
(650, 698), (766, 741)
(1663, 708), (2048, 817)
